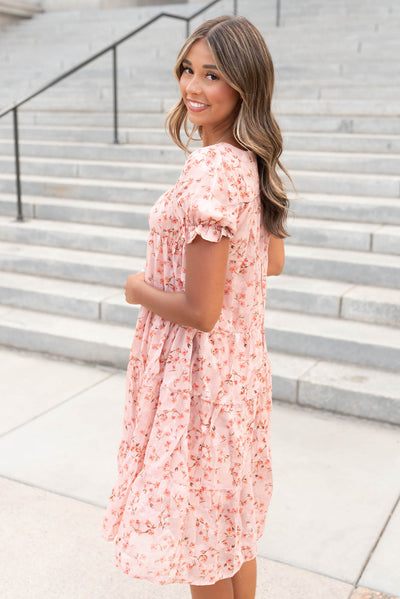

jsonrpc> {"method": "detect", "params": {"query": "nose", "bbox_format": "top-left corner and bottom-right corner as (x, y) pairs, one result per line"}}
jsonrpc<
(186, 74), (201, 95)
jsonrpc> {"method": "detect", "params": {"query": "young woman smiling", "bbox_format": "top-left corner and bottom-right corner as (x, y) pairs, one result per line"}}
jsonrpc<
(102, 15), (290, 599)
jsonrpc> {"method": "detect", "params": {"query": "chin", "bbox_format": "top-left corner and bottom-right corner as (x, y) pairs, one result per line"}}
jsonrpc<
(187, 115), (204, 126)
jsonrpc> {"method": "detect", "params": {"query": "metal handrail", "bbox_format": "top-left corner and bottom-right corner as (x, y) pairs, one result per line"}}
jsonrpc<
(0, 0), (240, 221)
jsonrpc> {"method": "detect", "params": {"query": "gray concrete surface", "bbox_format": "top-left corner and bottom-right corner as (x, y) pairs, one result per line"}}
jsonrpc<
(1, 346), (399, 598)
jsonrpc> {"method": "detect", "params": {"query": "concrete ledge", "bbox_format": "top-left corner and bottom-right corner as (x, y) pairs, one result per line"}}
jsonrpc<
(0, 1), (43, 18)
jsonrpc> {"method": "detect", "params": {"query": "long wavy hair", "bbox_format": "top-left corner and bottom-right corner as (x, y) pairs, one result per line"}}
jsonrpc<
(165, 15), (292, 238)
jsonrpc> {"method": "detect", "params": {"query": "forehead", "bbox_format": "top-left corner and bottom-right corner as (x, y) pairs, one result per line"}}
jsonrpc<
(184, 38), (215, 64)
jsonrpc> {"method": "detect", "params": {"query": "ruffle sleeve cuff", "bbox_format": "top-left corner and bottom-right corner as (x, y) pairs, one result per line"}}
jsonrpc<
(179, 146), (240, 245)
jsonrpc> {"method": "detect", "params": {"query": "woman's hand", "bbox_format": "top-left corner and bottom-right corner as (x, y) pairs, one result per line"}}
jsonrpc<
(120, 236), (230, 332)
(124, 271), (145, 304)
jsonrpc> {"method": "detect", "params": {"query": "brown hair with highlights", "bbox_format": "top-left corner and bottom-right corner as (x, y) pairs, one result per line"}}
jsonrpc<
(165, 15), (292, 238)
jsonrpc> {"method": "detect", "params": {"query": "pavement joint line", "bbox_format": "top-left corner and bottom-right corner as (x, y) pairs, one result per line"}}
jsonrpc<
(0, 368), (116, 439)
(354, 492), (400, 588)
(0, 473), (106, 510)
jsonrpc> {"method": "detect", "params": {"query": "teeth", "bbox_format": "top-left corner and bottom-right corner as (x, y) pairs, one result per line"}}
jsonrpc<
(188, 100), (207, 108)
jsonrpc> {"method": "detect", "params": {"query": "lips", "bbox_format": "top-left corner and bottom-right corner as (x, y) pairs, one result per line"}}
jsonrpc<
(187, 99), (209, 112)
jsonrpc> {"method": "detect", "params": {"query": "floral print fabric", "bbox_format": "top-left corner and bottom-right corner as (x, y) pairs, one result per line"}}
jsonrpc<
(102, 142), (273, 586)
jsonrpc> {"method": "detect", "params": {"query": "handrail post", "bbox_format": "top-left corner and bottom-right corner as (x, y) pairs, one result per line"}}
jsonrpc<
(186, 19), (190, 38)
(112, 46), (119, 144)
(13, 107), (23, 222)
(233, 0), (238, 16)
(276, 0), (281, 26)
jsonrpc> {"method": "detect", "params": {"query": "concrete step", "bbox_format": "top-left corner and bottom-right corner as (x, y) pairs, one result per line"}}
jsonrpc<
(265, 308), (400, 372)
(0, 240), (145, 286)
(0, 302), (398, 425)
(285, 151), (400, 176)
(278, 114), (400, 135)
(0, 216), (149, 256)
(283, 132), (400, 154)
(0, 124), (173, 144)
(0, 303), (132, 369)
(2, 111), (399, 135)
(1, 168), (398, 201)
(318, 85), (400, 101)
(1, 131), (400, 157)
(2, 139), (400, 173)
(267, 275), (400, 327)
(0, 270), (122, 321)
(287, 169), (399, 198)
(284, 245), (400, 288)
(291, 193), (400, 225)
(0, 173), (167, 204)
(1, 234), (399, 292)
(276, 98), (400, 117)
(0, 194), (152, 227)
(1, 269), (398, 330)
(0, 155), (182, 185)
(3, 75), (398, 100)
(17, 94), (400, 115)
(270, 350), (400, 426)
(0, 213), (399, 256)
(0, 139), (185, 163)
(286, 218), (400, 254)
(2, 152), (399, 183)
(1, 189), (400, 227)
(2, 189), (400, 236)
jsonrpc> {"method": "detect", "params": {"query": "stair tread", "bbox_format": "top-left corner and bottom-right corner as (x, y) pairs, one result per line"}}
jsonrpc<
(288, 168), (400, 180)
(0, 298), (398, 353)
(268, 274), (400, 302)
(0, 211), (394, 235)
(0, 172), (168, 190)
(0, 193), (152, 212)
(0, 303), (133, 346)
(0, 239), (145, 267)
(2, 190), (399, 211)
(0, 237), (399, 266)
(0, 270), (120, 298)
(2, 130), (400, 141)
(269, 350), (400, 400)
(2, 269), (398, 305)
(266, 308), (400, 346)
(0, 215), (149, 239)
(285, 244), (400, 265)
(0, 302), (399, 398)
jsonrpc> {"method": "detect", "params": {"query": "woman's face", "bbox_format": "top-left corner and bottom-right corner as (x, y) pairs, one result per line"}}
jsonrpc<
(179, 38), (241, 143)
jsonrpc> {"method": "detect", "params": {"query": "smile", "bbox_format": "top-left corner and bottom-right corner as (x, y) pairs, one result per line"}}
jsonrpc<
(187, 99), (209, 111)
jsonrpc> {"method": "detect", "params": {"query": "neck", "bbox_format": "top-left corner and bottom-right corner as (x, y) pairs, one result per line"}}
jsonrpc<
(202, 128), (239, 149)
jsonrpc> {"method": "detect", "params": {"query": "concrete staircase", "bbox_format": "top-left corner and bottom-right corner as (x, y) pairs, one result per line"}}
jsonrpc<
(0, 0), (399, 425)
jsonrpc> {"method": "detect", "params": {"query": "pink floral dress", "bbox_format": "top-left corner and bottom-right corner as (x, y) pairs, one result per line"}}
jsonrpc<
(102, 142), (273, 586)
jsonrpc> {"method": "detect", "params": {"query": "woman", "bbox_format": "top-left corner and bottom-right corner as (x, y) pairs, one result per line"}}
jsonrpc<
(102, 15), (290, 599)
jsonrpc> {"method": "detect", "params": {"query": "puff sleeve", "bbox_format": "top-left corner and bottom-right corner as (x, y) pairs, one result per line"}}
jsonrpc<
(177, 146), (240, 244)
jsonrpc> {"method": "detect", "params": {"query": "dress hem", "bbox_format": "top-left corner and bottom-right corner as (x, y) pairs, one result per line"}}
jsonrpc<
(113, 546), (259, 586)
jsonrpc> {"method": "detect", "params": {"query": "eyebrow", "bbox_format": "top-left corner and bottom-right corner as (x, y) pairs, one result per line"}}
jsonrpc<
(182, 58), (218, 69)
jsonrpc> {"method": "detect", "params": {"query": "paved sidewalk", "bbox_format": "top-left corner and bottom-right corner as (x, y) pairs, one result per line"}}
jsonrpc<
(0, 346), (399, 599)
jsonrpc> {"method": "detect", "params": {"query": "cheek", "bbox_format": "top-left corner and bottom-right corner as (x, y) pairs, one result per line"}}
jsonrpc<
(213, 85), (240, 110)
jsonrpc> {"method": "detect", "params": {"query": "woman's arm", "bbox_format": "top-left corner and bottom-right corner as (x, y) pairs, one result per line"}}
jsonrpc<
(124, 235), (230, 333)
(267, 234), (285, 276)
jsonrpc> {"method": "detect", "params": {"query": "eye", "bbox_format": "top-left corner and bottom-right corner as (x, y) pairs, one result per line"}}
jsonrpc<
(181, 65), (193, 75)
(206, 72), (219, 81)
